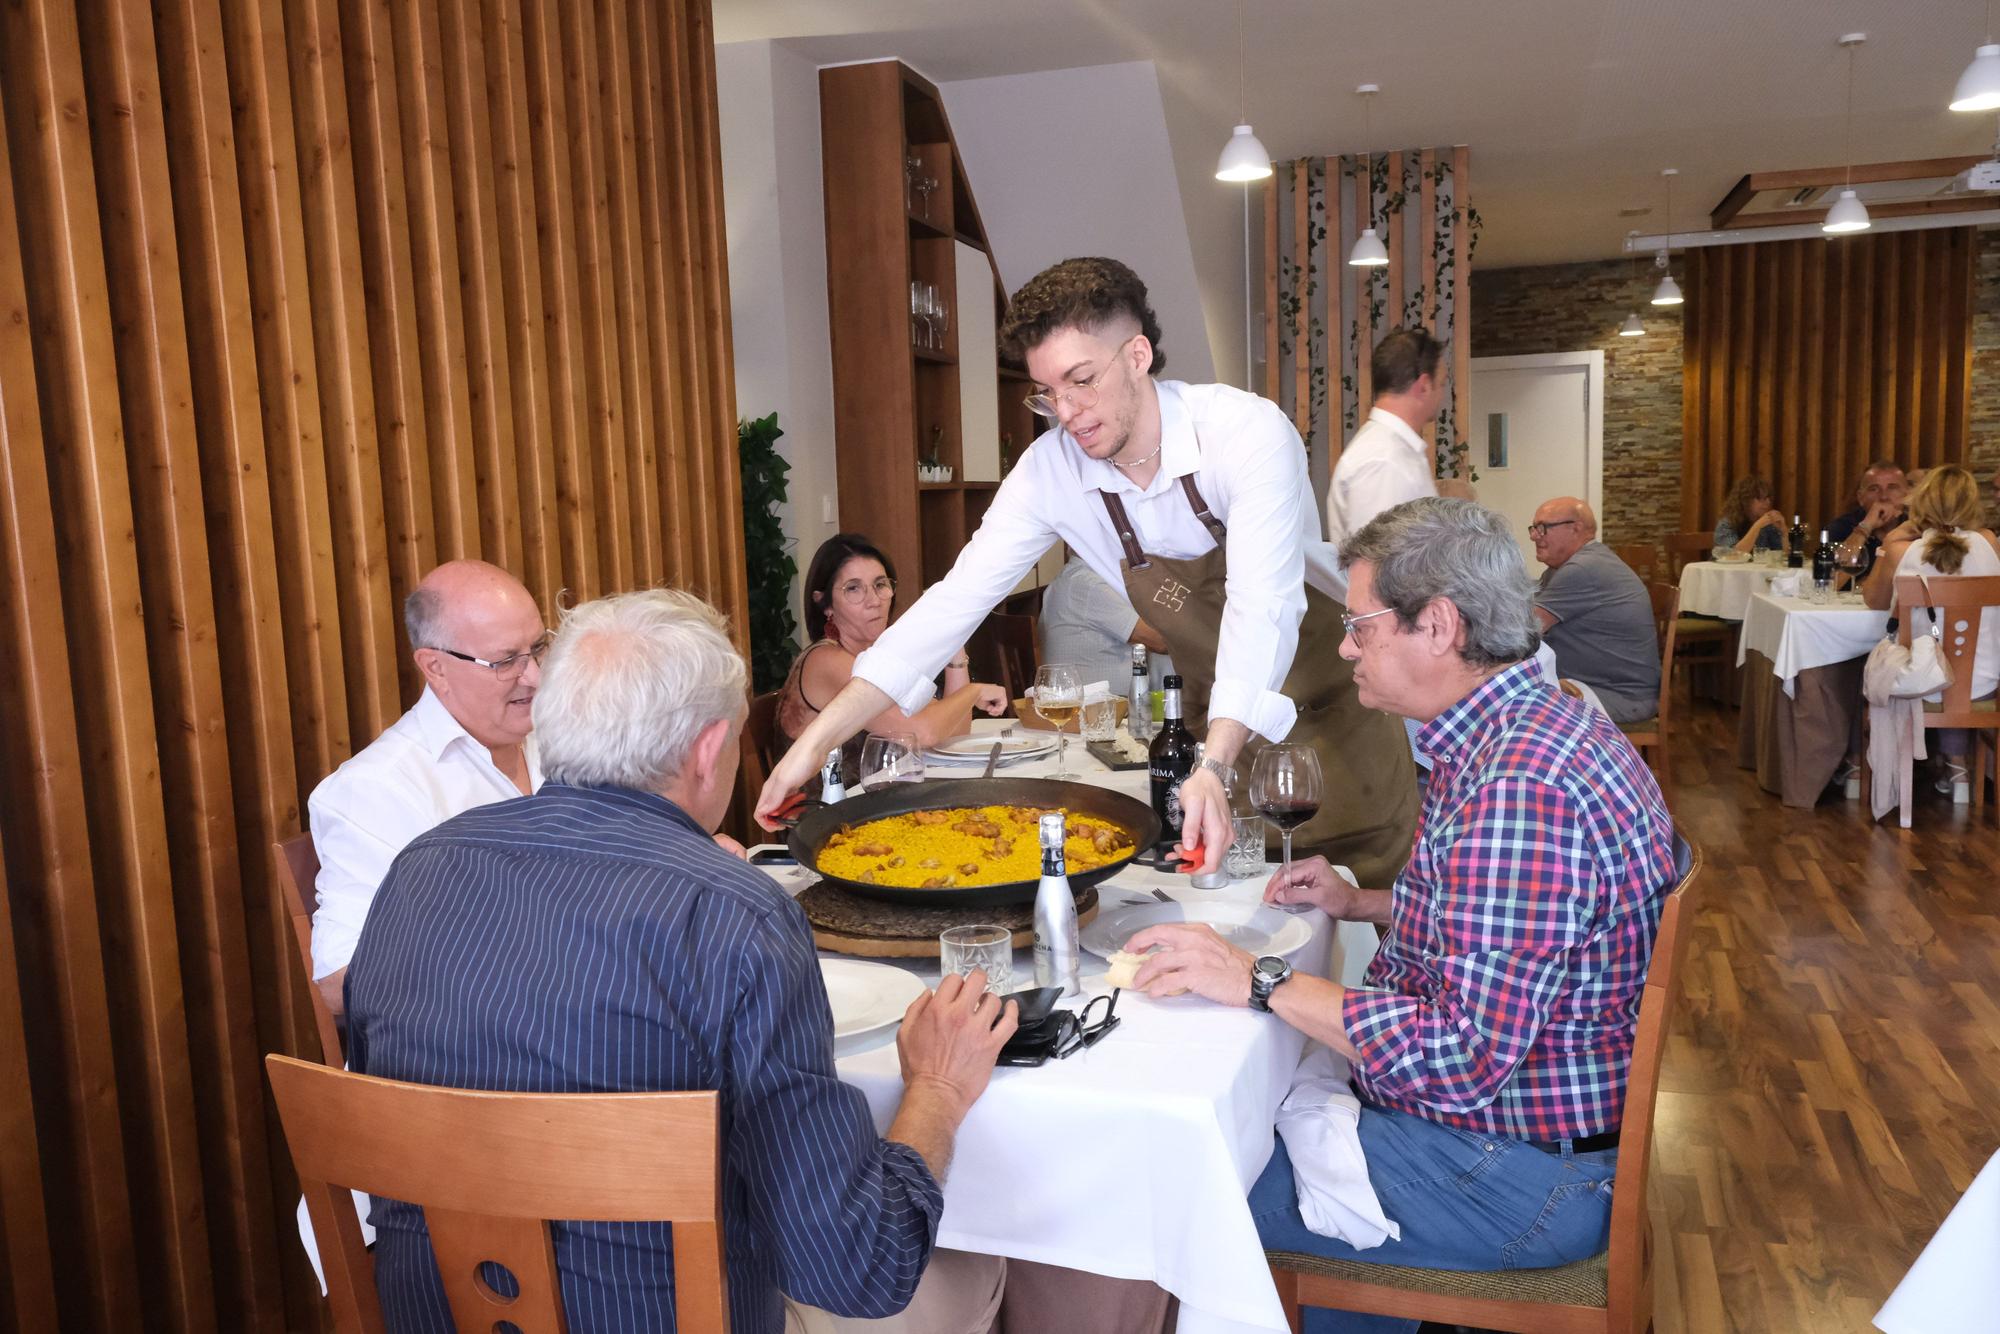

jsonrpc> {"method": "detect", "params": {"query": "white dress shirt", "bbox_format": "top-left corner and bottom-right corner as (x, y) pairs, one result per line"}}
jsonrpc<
(1326, 406), (1436, 549)
(306, 685), (541, 979)
(854, 380), (1327, 743)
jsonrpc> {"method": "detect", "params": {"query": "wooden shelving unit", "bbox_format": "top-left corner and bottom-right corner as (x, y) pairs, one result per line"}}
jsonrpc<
(820, 60), (1031, 596)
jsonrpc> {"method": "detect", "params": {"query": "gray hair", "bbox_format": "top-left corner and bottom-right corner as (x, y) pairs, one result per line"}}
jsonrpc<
(404, 584), (446, 651)
(533, 589), (747, 790)
(1339, 497), (1540, 668)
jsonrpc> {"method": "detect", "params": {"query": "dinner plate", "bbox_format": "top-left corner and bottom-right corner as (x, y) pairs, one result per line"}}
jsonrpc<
(819, 958), (928, 1048)
(925, 732), (1058, 765)
(1080, 899), (1313, 961)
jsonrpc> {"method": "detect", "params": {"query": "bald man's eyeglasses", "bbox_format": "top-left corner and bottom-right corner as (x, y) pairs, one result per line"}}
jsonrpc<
(435, 630), (554, 681)
(1527, 520), (1579, 539)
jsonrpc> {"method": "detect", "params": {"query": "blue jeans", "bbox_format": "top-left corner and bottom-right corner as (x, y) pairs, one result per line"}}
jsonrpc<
(1250, 1104), (1618, 1334)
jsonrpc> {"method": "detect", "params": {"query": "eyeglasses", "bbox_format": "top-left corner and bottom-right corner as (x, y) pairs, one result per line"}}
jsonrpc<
(1024, 336), (1138, 419)
(435, 630), (553, 682)
(1052, 990), (1122, 1059)
(836, 576), (896, 603)
(1340, 605), (1398, 644)
(1527, 519), (1580, 539)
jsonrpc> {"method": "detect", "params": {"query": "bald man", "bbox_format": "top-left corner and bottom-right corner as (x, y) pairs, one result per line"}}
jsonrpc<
(307, 560), (549, 1014)
(1528, 497), (1661, 724)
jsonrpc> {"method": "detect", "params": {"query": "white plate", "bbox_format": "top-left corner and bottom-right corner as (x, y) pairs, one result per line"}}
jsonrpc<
(925, 732), (1058, 764)
(1080, 899), (1313, 961)
(819, 959), (928, 1045)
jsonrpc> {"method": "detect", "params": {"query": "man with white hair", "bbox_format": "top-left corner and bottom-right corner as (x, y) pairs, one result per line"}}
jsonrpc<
(1527, 496), (1660, 725)
(343, 589), (1018, 1333)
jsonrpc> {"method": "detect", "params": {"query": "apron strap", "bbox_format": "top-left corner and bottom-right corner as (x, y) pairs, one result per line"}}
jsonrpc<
(1178, 475), (1227, 543)
(1097, 490), (1151, 571)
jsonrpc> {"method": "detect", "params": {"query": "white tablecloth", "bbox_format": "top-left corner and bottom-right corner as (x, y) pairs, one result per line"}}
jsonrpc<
(777, 718), (1378, 1334)
(1678, 559), (1788, 620)
(1736, 590), (1888, 697)
(1876, 1149), (2000, 1333)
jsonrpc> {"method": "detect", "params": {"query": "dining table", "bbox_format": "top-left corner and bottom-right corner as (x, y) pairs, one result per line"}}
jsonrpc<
(759, 716), (1382, 1334)
(1734, 588), (1889, 807)
(1875, 1147), (2000, 1333)
(1678, 556), (1787, 621)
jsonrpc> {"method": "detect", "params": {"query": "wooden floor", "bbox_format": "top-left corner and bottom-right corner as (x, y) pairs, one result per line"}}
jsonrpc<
(1647, 691), (2000, 1332)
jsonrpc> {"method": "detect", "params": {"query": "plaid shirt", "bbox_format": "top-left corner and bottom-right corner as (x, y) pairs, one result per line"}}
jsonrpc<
(1341, 661), (1675, 1140)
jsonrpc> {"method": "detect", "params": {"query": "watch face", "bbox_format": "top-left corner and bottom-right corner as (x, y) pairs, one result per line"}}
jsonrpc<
(1255, 956), (1287, 980)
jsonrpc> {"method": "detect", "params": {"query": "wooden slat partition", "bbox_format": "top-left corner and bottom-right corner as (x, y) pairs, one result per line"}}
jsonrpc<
(1683, 229), (1974, 532)
(0, 0), (745, 1328)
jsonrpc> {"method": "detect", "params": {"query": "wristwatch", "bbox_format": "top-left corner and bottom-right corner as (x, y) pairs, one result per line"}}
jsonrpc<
(1249, 955), (1294, 1012)
(1199, 756), (1239, 788)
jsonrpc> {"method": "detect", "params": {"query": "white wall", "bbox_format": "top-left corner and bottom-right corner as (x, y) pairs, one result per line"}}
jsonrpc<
(716, 39), (838, 626)
(941, 63), (1216, 385)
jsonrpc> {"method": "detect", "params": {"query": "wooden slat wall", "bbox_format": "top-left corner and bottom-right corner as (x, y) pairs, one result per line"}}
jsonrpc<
(1683, 230), (1974, 533)
(0, 0), (745, 1328)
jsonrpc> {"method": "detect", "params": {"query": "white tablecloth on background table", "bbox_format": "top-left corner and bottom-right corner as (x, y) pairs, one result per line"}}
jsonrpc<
(1876, 1149), (2000, 1333)
(1736, 590), (1889, 697)
(1679, 559), (1786, 621)
(776, 717), (1380, 1334)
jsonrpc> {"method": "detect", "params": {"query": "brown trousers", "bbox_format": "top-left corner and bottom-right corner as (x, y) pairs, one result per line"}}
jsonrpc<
(785, 1251), (1176, 1334)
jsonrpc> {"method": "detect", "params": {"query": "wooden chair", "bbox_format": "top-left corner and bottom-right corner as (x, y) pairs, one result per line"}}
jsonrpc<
(741, 690), (783, 792)
(274, 833), (345, 1068)
(1610, 584), (1680, 806)
(268, 1054), (729, 1334)
(1611, 543), (1658, 585)
(1658, 533), (1733, 697)
(970, 610), (1040, 700)
(1663, 531), (1714, 581)
(1268, 841), (1704, 1334)
(1871, 575), (2000, 821)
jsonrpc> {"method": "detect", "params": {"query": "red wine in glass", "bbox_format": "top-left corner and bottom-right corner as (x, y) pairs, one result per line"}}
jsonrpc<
(1256, 798), (1319, 832)
(1250, 745), (1323, 915)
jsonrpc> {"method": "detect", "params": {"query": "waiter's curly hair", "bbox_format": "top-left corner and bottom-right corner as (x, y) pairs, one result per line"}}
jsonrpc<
(998, 257), (1166, 374)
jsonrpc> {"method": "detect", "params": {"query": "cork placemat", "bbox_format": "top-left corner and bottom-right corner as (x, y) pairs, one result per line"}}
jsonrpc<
(802, 879), (1100, 958)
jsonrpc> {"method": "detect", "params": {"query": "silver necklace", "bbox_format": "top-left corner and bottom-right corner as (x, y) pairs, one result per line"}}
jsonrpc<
(1112, 442), (1163, 470)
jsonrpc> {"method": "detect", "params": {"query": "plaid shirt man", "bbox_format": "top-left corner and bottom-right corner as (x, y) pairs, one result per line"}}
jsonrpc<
(1341, 660), (1676, 1140)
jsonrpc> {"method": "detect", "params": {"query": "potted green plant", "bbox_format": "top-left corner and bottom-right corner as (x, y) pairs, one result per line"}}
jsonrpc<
(737, 412), (799, 693)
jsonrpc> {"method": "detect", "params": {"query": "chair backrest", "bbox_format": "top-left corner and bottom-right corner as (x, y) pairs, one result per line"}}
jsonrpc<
(1894, 574), (2000, 726)
(273, 833), (345, 1067)
(1605, 839), (1702, 1334)
(974, 611), (1040, 700)
(1647, 582), (1681, 728)
(1612, 542), (1658, 584)
(1664, 531), (1713, 581)
(742, 690), (783, 788)
(267, 1054), (729, 1334)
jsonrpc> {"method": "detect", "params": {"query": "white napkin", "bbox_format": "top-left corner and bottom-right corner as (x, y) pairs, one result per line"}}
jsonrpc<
(1769, 572), (1804, 598)
(1274, 1045), (1398, 1248)
(1083, 680), (1111, 700)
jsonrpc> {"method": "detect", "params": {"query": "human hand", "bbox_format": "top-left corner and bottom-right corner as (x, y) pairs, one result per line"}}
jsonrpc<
(896, 971), (1017, 1113)
(1751, 509), (1782, 530)
(972, 684), (1009, 715)
(712, 831), (748, 860)
(1262, 855), (1360, 916)
(1861, 501), (1900, 535)
(1123, 922), (1255, 1007)
(1166, 766), (1231, 874)
(757, 740), (828, 830)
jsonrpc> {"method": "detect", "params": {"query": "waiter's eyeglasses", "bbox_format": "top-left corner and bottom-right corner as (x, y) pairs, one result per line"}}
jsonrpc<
(1527, 519), (1579, 539)
(1024, 335), (1139, 419)
(1339, 606), (1398, 644)
(435, 630), (554, 681)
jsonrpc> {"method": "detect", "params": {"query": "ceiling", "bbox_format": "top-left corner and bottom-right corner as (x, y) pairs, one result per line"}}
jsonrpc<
(714, 0), (2000, 269)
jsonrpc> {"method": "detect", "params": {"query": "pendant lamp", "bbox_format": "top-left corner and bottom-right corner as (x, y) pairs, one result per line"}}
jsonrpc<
(1215, 4), (1271, 181)
(1651, 169), (1684, 305)
(1348, 85), (1389, 267)
(1952, 1), (2000, 110)
(1825, 35), (1871, 235)
(1618, 312), (1645, 337)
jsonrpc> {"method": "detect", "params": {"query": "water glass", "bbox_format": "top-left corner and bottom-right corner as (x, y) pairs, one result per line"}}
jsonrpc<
(1081, 695), (1119, 741)
(939, 924), (1012, 992)
(859, 732), (923, 789)
(1226, 815), (1266, 879)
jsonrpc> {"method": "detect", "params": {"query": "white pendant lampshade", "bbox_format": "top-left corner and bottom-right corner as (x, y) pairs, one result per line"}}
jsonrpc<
(1618, 312), (1645, 336)
(1823, 188), (1871, 233)
(1216, 124), (1272, 181)
(1951, 43), (2000, 111)
(1650, 272), (1683, 306)
(1348, 226), (1389, 267)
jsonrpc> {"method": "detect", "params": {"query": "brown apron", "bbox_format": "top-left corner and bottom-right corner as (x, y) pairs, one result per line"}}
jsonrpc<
(1098, 475), (1418, 887)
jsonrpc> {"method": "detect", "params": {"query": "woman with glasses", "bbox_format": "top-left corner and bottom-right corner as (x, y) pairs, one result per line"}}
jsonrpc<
(776, 533), (1008, 767)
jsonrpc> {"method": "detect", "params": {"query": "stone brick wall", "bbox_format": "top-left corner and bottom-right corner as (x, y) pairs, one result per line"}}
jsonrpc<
(1972, 230), (2000, 489)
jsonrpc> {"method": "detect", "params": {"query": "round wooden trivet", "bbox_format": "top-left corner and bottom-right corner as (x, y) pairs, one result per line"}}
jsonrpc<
(801, 880), (1100, 958)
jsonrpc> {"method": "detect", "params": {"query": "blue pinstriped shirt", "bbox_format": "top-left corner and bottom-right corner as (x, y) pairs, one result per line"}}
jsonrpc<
(344, 783), (943, 1332)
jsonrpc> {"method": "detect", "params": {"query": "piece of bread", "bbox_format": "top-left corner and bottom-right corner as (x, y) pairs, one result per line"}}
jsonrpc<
(1104, 948), (1185, 995)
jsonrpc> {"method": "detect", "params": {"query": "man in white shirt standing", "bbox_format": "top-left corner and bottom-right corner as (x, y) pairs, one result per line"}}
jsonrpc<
(1325, 327), (1469, 549)
(307, 559), (547, 1014)
(760, 258), (1417, 890)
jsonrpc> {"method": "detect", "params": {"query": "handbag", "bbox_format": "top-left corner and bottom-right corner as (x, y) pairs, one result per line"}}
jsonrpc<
(1863, 577), (1955, 704)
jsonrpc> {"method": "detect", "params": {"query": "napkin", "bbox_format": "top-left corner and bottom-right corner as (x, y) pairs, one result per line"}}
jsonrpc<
(1274, 1045), (1398, 1248)
(1769, 572), (1804, 597)
(1083, 680), (1112, 700)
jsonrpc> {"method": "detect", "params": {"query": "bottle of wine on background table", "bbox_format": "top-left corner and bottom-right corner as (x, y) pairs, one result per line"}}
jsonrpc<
(1787, 514), (1808, 568)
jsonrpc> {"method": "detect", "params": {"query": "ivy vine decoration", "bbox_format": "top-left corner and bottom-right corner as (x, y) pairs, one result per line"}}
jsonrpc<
(737, 411), (799, 693)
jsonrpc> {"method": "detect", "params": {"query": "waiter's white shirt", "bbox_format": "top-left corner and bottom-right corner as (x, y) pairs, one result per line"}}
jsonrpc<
(855, 379), (1328, 743)
(306, 685), (541, 979)
(1325, 405), (1436, 549)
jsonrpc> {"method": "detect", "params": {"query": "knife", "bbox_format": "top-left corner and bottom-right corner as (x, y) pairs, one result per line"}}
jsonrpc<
(981, 739), (1005, 779)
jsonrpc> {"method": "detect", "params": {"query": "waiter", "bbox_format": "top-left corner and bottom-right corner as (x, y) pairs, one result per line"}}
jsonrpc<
(758, 257), (1417, 885)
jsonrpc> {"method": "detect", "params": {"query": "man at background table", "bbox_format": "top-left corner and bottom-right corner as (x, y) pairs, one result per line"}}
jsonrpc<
(1527, 497), (1660, 725)
(1324, 327), (1472, 551)
(1828, 459), (1909, 576)
(1126, 497), (1678, 1333)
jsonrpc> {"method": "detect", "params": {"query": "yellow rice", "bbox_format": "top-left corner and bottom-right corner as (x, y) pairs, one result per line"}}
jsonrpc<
(816, 804), (1134, 889)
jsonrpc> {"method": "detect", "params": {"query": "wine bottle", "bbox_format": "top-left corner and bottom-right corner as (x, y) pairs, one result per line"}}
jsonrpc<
(1032, 812), (1080, 997)
(1127, 644), (1152, 744)
(1787, 514), (1807, 568)
(1149, 674), (1199, 840)
(1812, 528), (1836, 593)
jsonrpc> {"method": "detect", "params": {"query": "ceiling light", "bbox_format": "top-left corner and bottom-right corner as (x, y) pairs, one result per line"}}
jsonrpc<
(1650, 168), (1682, 304)
(1952, 44), (2000, 110)
(1826, 35), (1871, 235)
(1215, 5), (1271, 182)
(1348, 85), (1388, 267)
(1651, 272), (1683, 306)
(1619, 312), (1645, 336)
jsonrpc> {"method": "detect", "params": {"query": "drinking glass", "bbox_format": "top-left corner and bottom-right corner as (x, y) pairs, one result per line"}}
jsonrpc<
(1032, 663), (1083, 778)
(1227, 814), (1266, 879)
(939, 924), (1013, 993)
(859, 732), (923, 790)
(1080, 695), (1118, 742)
(1250, 745), (1323, 915)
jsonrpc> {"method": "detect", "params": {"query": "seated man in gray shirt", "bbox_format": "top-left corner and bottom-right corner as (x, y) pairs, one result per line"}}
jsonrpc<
(1528, 497), (1661, 723)
(1036, 553), (1169, 687)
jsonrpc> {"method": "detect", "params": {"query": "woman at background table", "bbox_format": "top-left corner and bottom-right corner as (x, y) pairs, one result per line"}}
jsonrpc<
(777, 533), (1008, 759)
(1861, 466), (2000, 794)
(1713, 475), (1785, 554)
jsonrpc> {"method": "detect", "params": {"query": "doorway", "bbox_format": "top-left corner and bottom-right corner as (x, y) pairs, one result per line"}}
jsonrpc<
(1467, 352), (1605, 571)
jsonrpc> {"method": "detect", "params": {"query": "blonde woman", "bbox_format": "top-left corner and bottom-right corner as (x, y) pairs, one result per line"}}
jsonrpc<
(1862, 465), (2000, 796)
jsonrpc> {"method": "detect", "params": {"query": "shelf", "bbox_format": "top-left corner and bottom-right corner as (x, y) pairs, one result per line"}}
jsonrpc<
(908, 211), (950, 239)
(915, 480), (1001, 492)
(913, 345), (956, 365)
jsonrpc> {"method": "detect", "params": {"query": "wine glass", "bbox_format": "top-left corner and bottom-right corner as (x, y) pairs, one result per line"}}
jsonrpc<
(1033, 664), (1083, 779)
(1250, 745), (1323, 915)
(859, 733), (923, 790)
(1835, 541), (1868, 592)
